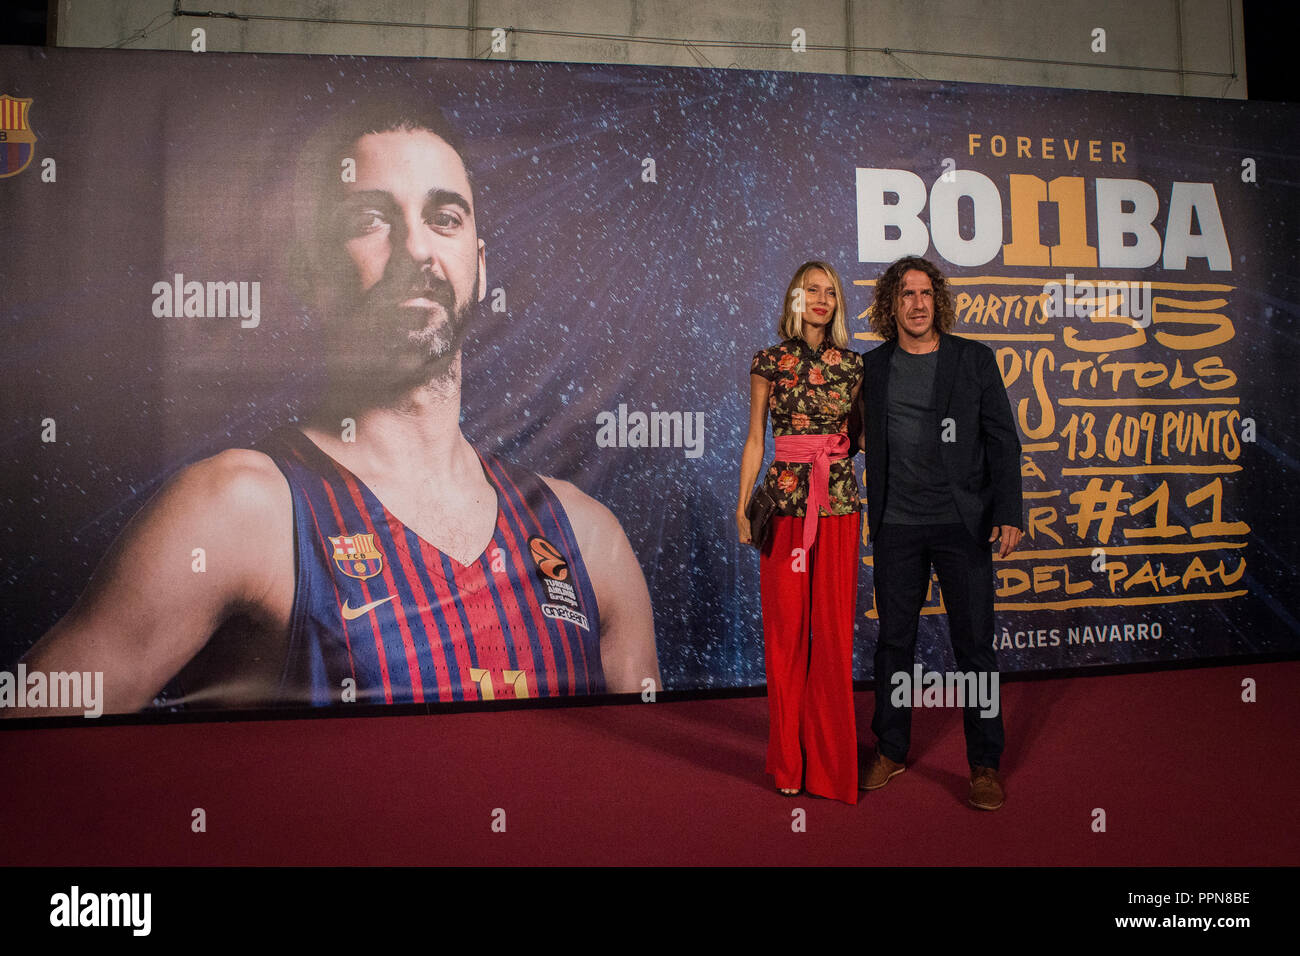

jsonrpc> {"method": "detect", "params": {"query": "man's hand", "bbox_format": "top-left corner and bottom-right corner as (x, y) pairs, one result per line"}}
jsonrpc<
(989, 524), (1022, 559)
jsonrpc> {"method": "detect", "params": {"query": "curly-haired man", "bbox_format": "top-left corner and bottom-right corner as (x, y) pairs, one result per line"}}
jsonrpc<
(857, 256), (1023, 810)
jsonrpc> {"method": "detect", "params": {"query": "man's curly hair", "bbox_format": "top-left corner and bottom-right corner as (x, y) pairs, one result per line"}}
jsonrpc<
(868, 256), (956, 341)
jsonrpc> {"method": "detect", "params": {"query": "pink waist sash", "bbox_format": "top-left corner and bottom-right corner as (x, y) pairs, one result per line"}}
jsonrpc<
(773, 433), (850, 555)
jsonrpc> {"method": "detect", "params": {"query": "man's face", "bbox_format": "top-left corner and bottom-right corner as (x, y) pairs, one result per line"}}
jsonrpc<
(895, 268), (936, 343)
(322, 128), (486, 374)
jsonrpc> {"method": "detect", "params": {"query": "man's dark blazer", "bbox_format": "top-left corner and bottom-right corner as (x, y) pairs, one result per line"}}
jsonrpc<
(859, 332), (1023, 543)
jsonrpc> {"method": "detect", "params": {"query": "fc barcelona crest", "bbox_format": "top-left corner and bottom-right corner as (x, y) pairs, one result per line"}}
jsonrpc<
(330, 532), (384, 580)
(0, 95), (36, 179)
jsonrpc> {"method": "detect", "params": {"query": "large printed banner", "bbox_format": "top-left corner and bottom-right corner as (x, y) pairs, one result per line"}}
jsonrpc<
(2, 45), (1298, 717)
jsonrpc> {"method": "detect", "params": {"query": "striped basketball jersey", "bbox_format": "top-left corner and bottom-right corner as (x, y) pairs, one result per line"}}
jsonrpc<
(260, 428), (604, 706)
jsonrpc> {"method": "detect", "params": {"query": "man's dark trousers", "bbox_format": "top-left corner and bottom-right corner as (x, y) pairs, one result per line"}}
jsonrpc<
(871, 521), (1003, 769)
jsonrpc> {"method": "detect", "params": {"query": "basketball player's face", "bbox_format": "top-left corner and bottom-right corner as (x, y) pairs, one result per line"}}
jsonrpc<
(326, 129), (486, 371)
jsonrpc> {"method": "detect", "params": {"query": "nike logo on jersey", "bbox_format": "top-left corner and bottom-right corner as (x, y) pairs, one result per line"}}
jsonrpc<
(340, 595), (398, 620)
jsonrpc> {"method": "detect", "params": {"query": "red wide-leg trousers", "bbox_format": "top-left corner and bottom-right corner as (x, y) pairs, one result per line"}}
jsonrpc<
(759, 512), (859, 804)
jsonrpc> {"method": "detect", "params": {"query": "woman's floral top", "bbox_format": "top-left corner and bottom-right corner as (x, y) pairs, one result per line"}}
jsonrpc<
(751, 337), (863, 517)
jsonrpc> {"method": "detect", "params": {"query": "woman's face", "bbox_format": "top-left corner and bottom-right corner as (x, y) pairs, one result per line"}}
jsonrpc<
(799, 268), (836, 330)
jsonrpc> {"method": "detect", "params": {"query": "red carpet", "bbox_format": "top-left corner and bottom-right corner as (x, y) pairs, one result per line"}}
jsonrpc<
(2, 661), (1296, 866)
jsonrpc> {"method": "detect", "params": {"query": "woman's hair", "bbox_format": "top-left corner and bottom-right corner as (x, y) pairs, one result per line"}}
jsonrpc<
(868, 256), (955, 341)
(778, 260), (849, 349)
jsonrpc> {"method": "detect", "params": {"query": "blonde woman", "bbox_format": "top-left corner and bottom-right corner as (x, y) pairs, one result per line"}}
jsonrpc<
(738, 261), (863, 804)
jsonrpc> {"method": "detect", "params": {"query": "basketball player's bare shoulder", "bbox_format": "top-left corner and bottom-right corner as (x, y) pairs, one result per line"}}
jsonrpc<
(170, 448), (296, 606)
(540, 475), (661, 694)
(184, 448), (291, 518)
(539, 475), (621, 542)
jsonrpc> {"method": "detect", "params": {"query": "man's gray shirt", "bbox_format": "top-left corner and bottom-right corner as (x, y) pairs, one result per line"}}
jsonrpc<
(883, 346), (962, 525)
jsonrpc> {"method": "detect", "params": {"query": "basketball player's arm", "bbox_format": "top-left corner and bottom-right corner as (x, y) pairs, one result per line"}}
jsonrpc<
(10, 451), (293, 716)
(737, 373), (771, 544)
(541, 478), (660, 695)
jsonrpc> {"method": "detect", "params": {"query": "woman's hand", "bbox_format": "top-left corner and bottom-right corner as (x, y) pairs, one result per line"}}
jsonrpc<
(738, 373), (771, 547)
(736, 509), (752, 545)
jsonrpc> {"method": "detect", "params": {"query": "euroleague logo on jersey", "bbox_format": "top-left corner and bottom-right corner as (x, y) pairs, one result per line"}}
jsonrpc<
(528, 535), (569, 581)
(528, 535), (589, 631)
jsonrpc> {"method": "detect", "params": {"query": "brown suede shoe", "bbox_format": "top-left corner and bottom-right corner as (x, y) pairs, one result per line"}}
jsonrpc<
(860, 751), (906, 791)
(969, 766), (1005, 810)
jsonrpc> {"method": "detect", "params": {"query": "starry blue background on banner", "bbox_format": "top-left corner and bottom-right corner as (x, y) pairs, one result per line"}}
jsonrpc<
(2, 46), (1298, 696)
